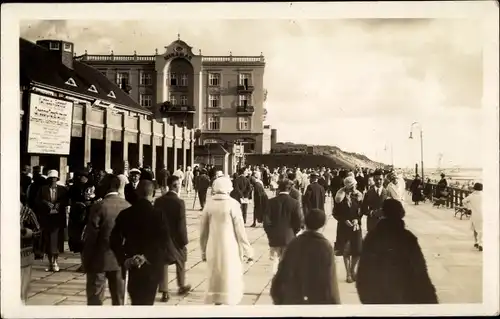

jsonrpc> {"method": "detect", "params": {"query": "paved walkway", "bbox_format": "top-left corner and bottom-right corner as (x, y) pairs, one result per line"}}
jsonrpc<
(26, 190), (482, 305)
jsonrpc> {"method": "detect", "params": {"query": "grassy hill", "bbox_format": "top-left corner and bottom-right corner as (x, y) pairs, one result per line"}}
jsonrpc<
(270, 142), (385, 169)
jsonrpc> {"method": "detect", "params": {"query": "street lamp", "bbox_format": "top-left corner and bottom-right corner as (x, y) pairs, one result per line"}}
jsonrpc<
(409, 122), (424, 181)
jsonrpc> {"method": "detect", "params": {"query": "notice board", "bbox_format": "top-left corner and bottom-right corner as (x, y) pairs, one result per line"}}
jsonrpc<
(27, 93), (74, 155)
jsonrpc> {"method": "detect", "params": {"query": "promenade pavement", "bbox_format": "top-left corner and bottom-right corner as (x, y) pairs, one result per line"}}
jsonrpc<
(26, 190), (482, 305)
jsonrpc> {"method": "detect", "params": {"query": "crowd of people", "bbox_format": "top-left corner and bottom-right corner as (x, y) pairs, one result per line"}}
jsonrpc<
(19, 162), (483, 305)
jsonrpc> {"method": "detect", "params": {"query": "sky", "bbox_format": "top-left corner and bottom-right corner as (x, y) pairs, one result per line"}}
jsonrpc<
(20, 18), (485, 168)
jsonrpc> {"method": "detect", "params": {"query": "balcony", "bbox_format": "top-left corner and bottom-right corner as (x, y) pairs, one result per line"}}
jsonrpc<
(159, 102), (196, 114)
(236, 105), (255, 115)
(168, 85), (189, 92)
(237, 85), (254, 93)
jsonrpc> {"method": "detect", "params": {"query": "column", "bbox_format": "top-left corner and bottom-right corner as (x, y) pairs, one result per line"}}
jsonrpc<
(104, 128), (112, 172)
(59, 156), (68, 185)
(30, 156), (39, 168)
(122, 115), (129, 174)
(163, 120), (169, 172)
(182, 143), (187, 171)
(137, 115), (144, 168)
(83, 103), (92, 167)
(151, 121), (157, 175)
(173, 143), (178, 171)
(190, 140), (195, 168)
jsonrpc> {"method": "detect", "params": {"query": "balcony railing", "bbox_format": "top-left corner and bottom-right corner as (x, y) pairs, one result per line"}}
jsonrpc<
(237, 85), (254, 93)
(76, 54), (156, 62)
(202, 56), (265, 63)
(237, 105), (255, 114)
(160, 103), (196, 114)
(169, 85), (189, 92)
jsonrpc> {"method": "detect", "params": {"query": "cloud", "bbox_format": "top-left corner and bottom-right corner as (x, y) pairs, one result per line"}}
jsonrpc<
(19, 19), (484, 167)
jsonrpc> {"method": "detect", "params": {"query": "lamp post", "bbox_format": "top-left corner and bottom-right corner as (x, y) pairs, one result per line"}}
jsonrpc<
(409, 122), (424, 181)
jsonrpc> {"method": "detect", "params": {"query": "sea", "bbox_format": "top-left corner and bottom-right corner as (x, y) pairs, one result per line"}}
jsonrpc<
(401, 168), (482, 185)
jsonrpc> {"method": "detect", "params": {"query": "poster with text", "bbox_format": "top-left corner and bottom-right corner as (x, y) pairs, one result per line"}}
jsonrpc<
(27, 93), (74, 155)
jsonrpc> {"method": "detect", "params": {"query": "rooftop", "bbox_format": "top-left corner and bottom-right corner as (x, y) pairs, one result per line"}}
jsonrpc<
(20, 38), (149, 114)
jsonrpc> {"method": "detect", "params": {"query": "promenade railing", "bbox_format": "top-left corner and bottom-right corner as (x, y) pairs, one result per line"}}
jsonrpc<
(404, 179), (472, 209)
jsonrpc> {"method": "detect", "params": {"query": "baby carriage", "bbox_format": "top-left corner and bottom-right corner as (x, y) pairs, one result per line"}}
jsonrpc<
(454, 206), (471, 220)
(433, 190), (448, 208)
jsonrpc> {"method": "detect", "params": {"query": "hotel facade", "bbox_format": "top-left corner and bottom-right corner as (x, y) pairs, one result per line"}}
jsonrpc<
(76, 36), (269, 155)
(20, 38), (197, 182)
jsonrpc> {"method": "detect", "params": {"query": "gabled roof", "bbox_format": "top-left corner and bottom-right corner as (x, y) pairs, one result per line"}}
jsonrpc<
(19, 38), (150, 114)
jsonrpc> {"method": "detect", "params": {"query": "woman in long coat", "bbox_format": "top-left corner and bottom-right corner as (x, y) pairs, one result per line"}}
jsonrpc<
(356, 199), (438, 304)
(199, 177), (254, 305)
(271, 208), (341, 305)
(35, 170), (68, 272)
(410, 175), (424, 205)
(333, 176), (364, 283)
(67, 171), (95, 271)
(251, 171), (268, 227)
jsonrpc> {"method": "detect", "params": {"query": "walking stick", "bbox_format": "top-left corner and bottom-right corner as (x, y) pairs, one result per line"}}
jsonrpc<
(123, 269), (129, 305)
(192, 190), (197, 210)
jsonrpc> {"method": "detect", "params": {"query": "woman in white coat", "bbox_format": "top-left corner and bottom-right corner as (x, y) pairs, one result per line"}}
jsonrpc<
(463, 182), (483, 251)
(199, 177), (254, 305)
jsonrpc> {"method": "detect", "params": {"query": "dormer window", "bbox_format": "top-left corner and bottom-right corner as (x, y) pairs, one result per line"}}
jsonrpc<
(65, 77), (77, 87)
(63, 43), (72, 52)
(49, 42), (60, 50)
(107, 91), (116, 99)
(88, 85), (98, 93)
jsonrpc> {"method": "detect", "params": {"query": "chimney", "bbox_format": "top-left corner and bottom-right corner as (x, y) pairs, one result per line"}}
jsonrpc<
(36, 40), (75, 69)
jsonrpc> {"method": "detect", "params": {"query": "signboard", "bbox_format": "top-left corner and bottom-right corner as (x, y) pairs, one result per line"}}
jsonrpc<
(27, 93), (74, 155)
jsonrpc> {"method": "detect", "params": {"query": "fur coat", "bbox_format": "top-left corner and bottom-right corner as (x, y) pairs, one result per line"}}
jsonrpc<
(355, 218), (438, 304)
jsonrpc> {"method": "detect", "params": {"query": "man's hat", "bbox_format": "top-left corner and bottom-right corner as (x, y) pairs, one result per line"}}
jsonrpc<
(129, 168), (141, 174)
(310, 171), (319, 177)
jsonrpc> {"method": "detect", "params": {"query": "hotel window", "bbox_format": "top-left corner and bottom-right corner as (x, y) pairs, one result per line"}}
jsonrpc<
(208, 73), (220, 86)
(208, 116), (220, 131)
(169, 73), (178, 86)
(49, 42), (60, 50)
(180, 95), (188, 106)
(209, 94), (220, 108)
(140, 71), (152, 85)
(140, 94), (152, 108)
(180, 74), (188, 86)
(239, 94), (250, 106)
(169, 94), (177, 105)
(116, 72), (130, 88)
(238, 117), (251, 131)
(239, 73), (251, 87)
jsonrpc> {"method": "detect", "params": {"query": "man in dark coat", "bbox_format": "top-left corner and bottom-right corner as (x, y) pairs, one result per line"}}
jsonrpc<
(154, 175), (192, 302)
(83, 174), (130, 305)
(356, 199), (438, 304)
(302, 172), (326, 217)
(230, 168), (252, 224)
(195, 169), (211, 210)
(156, 164), (170, 195)
(110, 180), (168, 305)
(361, 170), (388, 232)
(27, 166), (46, 210)
(264, 179), (302, 275)
(124, 169), (141, 205)
(287, 172), (304, 228)
(270, 208), (340, 305)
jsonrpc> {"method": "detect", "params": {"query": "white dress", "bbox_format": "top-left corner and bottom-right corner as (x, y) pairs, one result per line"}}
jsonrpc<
(199, 194), (254, 305)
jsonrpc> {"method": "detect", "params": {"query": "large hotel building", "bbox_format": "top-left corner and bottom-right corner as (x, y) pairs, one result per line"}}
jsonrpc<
(76, 36), (270, 154)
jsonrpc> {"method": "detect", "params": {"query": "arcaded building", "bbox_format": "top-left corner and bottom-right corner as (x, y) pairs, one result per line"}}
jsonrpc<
(20, 38), (196, 182)
(75, 36), (267, 154)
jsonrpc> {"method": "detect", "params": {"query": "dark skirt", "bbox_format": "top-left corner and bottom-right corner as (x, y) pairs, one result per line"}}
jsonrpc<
(412, 190), (423, 202)
(42, 227), (64, 256)
(335, 222), (362, 257)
